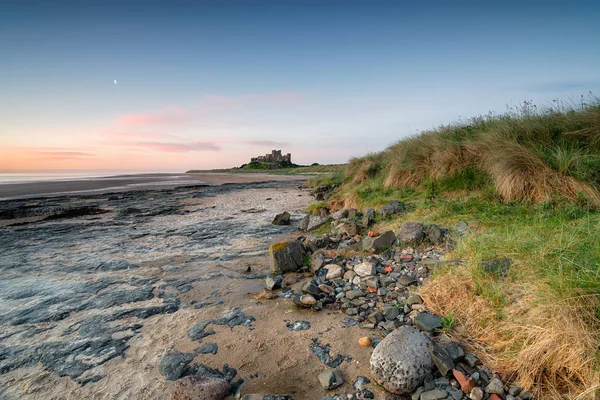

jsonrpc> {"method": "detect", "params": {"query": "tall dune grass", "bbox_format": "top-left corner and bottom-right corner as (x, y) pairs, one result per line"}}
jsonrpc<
(351, 100), (600, 205)
(328, 98), (600, 399)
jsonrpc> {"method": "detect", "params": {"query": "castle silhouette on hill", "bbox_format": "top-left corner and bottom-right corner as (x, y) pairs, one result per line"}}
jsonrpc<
(250, 149), (291, 164)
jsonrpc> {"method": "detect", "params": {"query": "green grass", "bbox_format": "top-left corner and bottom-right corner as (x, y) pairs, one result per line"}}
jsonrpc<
(313, 97), (600, 397)
(186, 163), (346, 175)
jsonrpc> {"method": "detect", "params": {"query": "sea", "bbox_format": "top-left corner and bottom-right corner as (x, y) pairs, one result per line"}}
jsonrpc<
(0, 171), (154, 184)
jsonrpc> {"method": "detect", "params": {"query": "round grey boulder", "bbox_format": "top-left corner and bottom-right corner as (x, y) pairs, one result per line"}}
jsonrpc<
(370, 325), (433, 394)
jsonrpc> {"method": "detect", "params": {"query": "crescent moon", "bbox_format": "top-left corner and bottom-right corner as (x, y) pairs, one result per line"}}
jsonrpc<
(114, 80), (117, 85)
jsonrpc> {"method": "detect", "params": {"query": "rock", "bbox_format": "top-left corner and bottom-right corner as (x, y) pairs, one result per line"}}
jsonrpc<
(397, 274), (417, 286)
(347, 209), (358, 218)
(324, 264), (343, 280)
(413, 312), (442, 332)
(272, 212), (290, 225)
(480, 257), (512, 277)
(486, 378), (504, 394)
(370, 325), (433, 394)
(380, 201), (404, 218)
(428, 342), (454, 376)
(170, 376), (230, 400)
(269, 241), (305, 274)
(265, 275), (283, 290)
(445, 342), (465, 361)
(339, 222), (359, 237)
(195, 343), (218, 355)
(383, 306), (400, 321)
(407, 294), (424, 305)
(420, 389), (447, 400)
(425, 224), (445, 245)
(300, 295), (317, 306)
(469, 387), (484, 400)
(346, 307), (359, 316)
(397, 222), (425, 244)
(464, 353), (479, 367)
(488, 395), (502, 400)
(346, 289), (364, 299)
(282, 274), (297, 286)
(363, 207), (376, 226)
(364, 276), (379, 288)
(160, 351), (195, 380)
(343, 270), (355, 281)
(354, 261), (376, 277)
(455, 221), (468, 235)
(508, 386), (521, 396)
(452, 369), (475, 393)
(362, 230), (396, 253)
(332, 209), (348, 220)
(319, 207), (329, 217)
(367, 312), (384, 325)
(300, 215), (329, 232)
(318, 369), (344, 390)
(305, 234), (330, 252)
(311, 253), (326, 272)
(302, 282), (320, 296)
(359, 337), (373, 347)
(318, 284), (335, 294)
(447, 387), (463, 400)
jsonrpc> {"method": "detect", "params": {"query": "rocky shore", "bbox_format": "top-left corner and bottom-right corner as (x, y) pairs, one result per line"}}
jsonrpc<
(0, 178), (530, 399)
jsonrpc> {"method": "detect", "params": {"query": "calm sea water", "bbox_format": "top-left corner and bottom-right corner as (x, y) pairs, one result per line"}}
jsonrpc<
(0, 171), (156, 185)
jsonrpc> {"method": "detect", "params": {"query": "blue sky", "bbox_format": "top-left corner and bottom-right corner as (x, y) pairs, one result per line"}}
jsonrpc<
(1, 0), (599, 171)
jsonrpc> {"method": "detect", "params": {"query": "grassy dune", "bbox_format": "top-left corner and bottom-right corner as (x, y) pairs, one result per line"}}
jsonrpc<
(314, 99), (600, 399)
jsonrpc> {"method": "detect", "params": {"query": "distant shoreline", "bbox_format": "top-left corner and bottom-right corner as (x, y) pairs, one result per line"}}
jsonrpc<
(0, 172), (309, 201)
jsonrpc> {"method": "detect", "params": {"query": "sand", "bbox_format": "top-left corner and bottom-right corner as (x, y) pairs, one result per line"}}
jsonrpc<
(0, 175), (391, 400)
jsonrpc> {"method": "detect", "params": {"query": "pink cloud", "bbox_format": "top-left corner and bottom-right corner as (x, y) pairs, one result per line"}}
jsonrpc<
(242, 140), (289, 147)
(133, 141), (221, 152)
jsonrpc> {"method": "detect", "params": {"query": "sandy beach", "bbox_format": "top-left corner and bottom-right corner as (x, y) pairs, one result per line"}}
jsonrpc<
(0, 174), (392, 399)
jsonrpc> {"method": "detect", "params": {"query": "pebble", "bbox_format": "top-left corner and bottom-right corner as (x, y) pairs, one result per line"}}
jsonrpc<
(469, 387), (484, 400)
(318, 369), (344, 390)
(486, 377), (504, 394)
(358, 337), (373, 347)
(300, 295), (317, 305)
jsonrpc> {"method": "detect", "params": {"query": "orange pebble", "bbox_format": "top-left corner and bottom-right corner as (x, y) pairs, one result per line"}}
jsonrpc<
(358, 337), (373, 347)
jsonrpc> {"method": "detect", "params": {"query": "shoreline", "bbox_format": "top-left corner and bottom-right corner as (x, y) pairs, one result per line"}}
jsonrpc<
(0, 172), (309, 201)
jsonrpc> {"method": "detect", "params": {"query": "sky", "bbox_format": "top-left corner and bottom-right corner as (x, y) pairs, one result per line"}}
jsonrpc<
(1, 0), (599, 172)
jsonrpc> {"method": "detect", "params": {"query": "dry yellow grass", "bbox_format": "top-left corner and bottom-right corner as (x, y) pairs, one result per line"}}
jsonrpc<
(420, 264), (600, 400)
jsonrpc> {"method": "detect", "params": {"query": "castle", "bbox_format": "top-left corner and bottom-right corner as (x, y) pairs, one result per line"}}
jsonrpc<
(250, 149), (292, 164)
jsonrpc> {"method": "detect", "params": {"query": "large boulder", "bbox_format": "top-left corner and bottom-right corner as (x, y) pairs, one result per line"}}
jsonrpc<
(300, 215), (329, 232)
(170, 376), (230, 400)
(269, 241), (305, 274)
(272, 212), (290, 225)
(362, 230), (396, 253)
(397, 222), (425, 244)
(370, 325), (433, 394)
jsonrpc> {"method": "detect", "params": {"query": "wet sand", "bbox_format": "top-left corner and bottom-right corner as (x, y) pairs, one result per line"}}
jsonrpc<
(0, 173), (308, 201)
